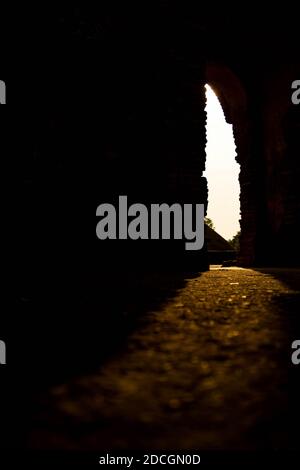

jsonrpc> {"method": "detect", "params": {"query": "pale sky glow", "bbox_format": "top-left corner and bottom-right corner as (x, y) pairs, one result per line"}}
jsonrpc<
(204, 84), (240, 240)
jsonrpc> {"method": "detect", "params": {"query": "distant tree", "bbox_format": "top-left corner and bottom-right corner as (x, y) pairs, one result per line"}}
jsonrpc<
(204, 217), (215, 230)
(228, 230), (241, 251)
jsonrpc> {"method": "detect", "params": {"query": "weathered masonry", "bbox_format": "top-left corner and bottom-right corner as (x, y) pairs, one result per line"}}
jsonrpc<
(17, 8), (300, 281)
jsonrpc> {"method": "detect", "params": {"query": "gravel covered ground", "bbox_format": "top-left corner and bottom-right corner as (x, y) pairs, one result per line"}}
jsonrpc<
(27, 267), (300, 451)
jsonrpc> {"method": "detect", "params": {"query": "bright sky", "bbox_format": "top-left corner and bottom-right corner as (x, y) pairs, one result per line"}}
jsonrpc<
(204, 84), (240, 240)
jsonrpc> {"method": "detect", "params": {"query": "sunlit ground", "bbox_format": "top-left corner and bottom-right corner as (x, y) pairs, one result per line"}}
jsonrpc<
(204, 84), (240, 241)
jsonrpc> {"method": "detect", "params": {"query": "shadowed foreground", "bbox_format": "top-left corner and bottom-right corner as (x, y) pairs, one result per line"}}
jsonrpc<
(27, 267), (300, 451)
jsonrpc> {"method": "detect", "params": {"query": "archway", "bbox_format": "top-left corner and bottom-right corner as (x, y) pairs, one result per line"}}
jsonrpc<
(205, 63), (255, 265)
(204, 83), (240, 252)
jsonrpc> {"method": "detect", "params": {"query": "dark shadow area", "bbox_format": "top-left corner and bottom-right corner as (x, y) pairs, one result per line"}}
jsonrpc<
(4, 268), (202, 450)
(12, 269), (202, 384)
(253, 268), (300, 450)
(253, 269), (300, 292)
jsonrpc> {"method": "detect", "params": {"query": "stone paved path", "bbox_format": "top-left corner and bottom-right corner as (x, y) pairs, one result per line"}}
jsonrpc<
(28, 267), (300, 450)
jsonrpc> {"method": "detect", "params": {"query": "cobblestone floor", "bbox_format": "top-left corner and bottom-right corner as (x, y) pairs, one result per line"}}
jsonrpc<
(28, 267), (300, 450)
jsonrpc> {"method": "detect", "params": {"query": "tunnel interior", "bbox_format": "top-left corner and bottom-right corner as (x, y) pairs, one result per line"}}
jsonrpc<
(5, 6), (300, 458)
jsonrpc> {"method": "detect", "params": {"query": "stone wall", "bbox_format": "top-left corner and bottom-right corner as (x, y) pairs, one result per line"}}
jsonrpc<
(15, 7), (300, 282)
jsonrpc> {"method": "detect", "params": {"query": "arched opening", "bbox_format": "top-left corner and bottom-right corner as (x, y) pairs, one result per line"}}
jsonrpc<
(205, 63), (255, 266)
(204, 83), (240, 264)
